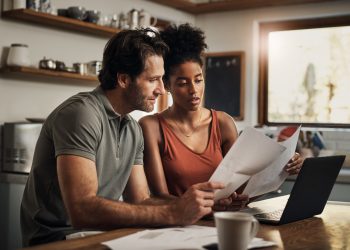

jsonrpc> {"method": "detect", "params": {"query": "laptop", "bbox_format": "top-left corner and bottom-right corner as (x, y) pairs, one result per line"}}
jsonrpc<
(253, 155), (345, 225)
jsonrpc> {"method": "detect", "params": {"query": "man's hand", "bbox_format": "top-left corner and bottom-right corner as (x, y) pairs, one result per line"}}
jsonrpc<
(213, 192), (249, 211)
(171, 182), (224, 225)
(285, 152), (304, 175)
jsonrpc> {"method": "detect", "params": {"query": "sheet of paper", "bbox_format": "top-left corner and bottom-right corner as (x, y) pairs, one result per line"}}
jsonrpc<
(209, 127), (286, 201)
(102, 225), (276, 250)
(242, 126), (301, 197)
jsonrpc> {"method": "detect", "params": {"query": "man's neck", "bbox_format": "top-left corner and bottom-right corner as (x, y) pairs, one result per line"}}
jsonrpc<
(104, 88), (132, 116)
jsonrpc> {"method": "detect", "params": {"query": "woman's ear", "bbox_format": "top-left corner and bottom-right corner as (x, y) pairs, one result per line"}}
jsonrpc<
(116, 73), (130, 89)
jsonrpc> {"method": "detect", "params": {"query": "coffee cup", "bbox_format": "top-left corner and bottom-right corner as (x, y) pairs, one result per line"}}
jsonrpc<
(214, 212), (259, 250)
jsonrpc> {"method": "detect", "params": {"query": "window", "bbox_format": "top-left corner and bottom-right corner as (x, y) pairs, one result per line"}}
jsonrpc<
(258, 15), (350, 128)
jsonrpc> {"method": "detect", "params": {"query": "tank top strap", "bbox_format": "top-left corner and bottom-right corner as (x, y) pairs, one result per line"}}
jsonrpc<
(156, 113), (171, 154)
(210, 109), (222, 147)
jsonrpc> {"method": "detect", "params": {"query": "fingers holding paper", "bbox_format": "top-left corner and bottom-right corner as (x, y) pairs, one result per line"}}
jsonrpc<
(285, 152), (304, 175)
(213, 192), (249, 211)
(174, 182), (225, 225)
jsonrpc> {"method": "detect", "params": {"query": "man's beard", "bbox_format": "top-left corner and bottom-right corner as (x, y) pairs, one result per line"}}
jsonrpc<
(126, 81), (155, 112)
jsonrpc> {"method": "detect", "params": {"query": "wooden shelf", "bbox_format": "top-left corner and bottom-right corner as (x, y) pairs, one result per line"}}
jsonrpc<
(2, 9), (121, 37)
(1, 66), (99, 84)
(149, 0), (336, 14)
(1, 9), (171, 36)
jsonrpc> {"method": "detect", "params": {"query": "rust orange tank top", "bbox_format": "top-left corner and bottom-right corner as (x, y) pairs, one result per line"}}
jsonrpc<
(158, 109), (223, 196)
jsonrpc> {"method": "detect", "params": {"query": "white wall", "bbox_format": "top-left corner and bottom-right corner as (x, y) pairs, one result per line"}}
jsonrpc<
(0, 0), (194, 123)
(1, 0), (350, 127)
(195, 0), (350, 131)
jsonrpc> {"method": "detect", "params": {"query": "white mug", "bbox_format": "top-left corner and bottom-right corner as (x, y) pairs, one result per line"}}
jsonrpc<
(139, 10), (157, 28)
(214, 212), (259, 250)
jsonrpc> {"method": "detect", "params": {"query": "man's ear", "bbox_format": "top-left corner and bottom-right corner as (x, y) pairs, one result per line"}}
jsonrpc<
(116, 73), (130, 89)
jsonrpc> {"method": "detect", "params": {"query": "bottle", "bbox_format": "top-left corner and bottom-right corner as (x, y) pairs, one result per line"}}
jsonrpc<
(6, 44), (31, 67)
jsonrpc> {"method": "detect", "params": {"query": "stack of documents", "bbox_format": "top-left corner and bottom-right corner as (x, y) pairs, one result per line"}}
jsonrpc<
(102, 225), (276, 250)
(209, 126), (301, 200)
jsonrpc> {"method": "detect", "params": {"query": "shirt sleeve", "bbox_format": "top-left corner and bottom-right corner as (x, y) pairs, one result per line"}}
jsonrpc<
(51, 101), (102, 162)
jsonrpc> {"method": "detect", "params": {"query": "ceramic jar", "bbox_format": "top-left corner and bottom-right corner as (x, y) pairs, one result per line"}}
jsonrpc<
(6, 43), (31, 67)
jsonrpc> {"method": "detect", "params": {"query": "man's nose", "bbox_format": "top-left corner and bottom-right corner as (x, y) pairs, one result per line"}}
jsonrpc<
(156, 79), (166, 95)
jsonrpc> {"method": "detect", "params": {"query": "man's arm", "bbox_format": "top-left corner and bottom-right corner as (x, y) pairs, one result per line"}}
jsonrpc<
(57, 155), (223, 229)
(123, 164), (175, 205)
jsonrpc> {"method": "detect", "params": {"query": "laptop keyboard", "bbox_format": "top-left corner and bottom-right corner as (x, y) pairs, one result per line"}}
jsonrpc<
(254, 209), (284, 220)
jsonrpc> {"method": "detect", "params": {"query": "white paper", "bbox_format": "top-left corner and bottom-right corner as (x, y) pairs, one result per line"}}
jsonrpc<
(102, 225), (276, 250)
(243, 126), (301, 197)
(209, 127), (286, 201)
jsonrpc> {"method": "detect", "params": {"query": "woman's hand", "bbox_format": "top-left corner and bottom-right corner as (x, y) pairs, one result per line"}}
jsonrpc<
(213, 192), (249, 211)
(285, 152), (304, 175)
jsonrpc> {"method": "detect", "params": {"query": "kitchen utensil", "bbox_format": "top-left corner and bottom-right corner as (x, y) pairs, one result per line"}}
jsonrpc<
(86, 60), (102, 75)
(85, 10), (100, 24)
(139, 9), (157, 28)
(67, 6), (87, 20)
(39, 0), (51, 13)
(7, 43), (31, 67)
(118, 12), (129, 29)
(73, 62), (87, 75)
(39, 57), (56, 70)
(26, 0), (40, 11)
(64, 66), (76, 73)
(110, 14), (119, 28)
(128, 9), (139, 29)
(57, 8), (68, 17)
(55, 60), (66, 71)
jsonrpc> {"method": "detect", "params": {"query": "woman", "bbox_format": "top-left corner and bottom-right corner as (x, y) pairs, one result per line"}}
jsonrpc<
(139, 24), (303, 211)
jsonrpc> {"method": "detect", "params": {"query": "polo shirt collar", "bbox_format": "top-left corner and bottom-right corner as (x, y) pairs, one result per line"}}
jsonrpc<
(93, 86), (131, 122)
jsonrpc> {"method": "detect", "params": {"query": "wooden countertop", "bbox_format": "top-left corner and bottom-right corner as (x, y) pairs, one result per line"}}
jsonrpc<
(19, 196), (350, 250)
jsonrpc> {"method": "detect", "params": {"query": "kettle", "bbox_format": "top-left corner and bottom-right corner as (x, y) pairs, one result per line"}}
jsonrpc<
(128, 9), (139, 29)
(6, 43), (31, 67)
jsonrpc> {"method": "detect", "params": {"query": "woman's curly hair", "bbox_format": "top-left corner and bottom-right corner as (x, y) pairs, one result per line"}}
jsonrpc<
(160, 23), (207, 88)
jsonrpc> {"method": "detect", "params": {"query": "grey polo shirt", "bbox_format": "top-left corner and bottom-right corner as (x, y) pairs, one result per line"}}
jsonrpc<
(21, 86), (144, 246)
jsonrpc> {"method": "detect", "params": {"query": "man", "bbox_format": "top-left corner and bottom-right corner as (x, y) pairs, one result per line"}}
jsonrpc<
(20, 28), (224, 246)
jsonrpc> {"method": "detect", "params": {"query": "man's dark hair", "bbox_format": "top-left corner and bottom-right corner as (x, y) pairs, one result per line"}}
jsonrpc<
(160, 23), (207, 89)
(98, 28), (169, 90)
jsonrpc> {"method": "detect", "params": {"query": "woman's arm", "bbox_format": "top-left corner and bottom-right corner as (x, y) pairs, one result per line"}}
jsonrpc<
(217, 111), (239, 156)
(139, 115), (175, 199)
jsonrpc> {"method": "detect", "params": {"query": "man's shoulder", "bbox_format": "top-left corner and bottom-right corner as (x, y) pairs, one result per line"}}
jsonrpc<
(44, 91), (103, 131)
(54, 92), (101, 117)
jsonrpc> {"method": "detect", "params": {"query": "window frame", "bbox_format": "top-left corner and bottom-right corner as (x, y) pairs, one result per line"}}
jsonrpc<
(258, 15), (350, 128)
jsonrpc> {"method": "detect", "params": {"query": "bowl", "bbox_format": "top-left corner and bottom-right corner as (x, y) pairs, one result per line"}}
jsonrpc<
(85, 10), (101, 24)
(67, 6), (87, 20)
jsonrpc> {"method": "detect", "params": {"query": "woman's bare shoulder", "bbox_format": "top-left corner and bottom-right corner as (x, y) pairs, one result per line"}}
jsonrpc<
(216, 110), (235, 125)
(139, 113), (159, 127)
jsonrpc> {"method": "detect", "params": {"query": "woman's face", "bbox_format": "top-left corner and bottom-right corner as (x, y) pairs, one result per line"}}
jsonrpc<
(168, 61), (204, 111)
